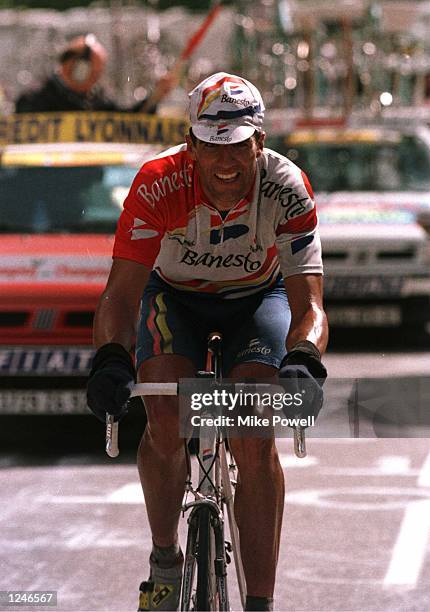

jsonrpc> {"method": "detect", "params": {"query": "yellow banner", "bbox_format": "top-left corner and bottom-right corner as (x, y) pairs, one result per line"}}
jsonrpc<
(0, 112), (189, 146)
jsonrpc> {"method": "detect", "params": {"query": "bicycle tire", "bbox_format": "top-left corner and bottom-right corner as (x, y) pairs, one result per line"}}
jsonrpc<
(181, 514), (197, 611)
(196, 506), (214, 610)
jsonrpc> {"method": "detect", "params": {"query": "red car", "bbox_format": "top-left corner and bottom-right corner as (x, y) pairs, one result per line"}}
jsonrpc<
(0, 137), (165, 414)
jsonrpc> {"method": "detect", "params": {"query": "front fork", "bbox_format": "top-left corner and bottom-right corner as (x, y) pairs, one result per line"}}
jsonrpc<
(181, 503), (230, 612)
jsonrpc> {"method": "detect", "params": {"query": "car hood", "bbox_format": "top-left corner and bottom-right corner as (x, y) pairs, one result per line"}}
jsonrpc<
(316, 192), (429, 242)
(316, 191), (430, 226)
(0, 234), (113, 286)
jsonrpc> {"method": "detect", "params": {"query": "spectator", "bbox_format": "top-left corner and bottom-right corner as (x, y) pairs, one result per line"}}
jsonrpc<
(15, 34), (175, 114)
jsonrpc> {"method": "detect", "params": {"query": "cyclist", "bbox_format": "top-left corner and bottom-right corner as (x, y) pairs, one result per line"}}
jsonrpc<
(87, 72), (328, 611)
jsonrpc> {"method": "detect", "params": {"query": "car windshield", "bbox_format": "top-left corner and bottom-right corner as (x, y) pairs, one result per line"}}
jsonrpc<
(271, 134), (430, 192)
(0, 164), (137, 233)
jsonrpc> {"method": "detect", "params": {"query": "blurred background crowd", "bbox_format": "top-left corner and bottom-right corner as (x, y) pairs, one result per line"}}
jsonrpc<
(1, 0), (430, 122)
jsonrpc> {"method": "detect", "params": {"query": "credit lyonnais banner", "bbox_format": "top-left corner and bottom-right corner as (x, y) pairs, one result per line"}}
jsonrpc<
(0, 112), (188, 146)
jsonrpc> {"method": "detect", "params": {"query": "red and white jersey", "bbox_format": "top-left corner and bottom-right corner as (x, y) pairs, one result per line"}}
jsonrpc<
(114, 144), (323, 299)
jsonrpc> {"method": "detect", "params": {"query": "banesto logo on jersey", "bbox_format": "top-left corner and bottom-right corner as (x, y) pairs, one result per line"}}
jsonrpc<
(180, 248), (262, 272)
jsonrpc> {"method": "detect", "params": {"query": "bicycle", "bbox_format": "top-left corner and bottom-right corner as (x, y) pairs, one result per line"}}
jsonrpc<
(105, 332), (306, 611)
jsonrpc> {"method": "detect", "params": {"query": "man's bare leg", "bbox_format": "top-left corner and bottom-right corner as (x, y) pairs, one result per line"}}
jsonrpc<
(230, 437), (284, 595)
(228, 363), (284, 600)
(137, 355), (195, 548)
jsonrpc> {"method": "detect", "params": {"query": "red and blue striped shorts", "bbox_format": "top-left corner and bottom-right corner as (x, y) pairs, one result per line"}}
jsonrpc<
(136, 272), (291, 375)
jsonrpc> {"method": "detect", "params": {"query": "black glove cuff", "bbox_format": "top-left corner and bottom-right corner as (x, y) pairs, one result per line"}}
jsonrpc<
(280, 343), (327, 382)
(90, 343), (135, 379)
(288, 340), (321, 361)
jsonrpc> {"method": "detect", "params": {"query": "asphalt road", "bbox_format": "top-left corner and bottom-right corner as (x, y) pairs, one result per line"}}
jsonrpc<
(1, 350), (430, 612)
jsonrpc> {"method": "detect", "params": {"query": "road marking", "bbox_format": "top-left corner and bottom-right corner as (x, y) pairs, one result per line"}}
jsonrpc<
(378, 456), (411, 475)
(279, 454), (318, 468)
(417, 451), (430, 488)
(285, 568), (384, 585)
(383, 500), (430, 587)
(41, 483), (144, 505)
(320, 455), (413, 476)
(107, 482), (144, 503)
(286, 487), (430, 511)
(39, 456), (317, 506)
(384, 450), (430, 588)
(305, 438), (377, 444)
(65, 525), (139, 549)
(42, 495), (119, 504)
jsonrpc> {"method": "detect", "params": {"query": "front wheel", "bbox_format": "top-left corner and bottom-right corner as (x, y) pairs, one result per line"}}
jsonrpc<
(181, 506), (218, 611)
(196, 506), (215, 610)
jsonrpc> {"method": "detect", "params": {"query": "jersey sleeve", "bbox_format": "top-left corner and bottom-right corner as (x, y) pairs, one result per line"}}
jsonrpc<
(274, 167), (323, 277)
(113, 165), (166, 267)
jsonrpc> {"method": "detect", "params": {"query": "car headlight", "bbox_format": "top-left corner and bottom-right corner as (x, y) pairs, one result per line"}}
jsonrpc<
(416, 212), (430, 264)
(417, 211), (430, 236)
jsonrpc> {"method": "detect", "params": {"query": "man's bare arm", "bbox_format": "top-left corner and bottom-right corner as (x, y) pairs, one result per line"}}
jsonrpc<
(93, 258), (152, 350)
(283, 274), (328, 355)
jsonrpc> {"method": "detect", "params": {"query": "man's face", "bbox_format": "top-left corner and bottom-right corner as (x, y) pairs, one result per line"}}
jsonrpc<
(59, 37), (107, 94)
(186, 132), (265, 210)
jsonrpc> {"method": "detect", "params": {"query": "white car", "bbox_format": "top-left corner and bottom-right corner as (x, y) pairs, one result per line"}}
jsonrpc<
(267, 125), (430, 343)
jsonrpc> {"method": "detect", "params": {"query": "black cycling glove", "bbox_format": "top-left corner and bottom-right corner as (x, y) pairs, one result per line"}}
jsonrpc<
(279, 340), (327, 424)
(86, 343), (135, 422)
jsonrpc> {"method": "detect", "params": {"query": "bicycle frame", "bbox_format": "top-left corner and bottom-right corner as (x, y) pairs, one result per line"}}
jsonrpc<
(180, 332), (242, 610)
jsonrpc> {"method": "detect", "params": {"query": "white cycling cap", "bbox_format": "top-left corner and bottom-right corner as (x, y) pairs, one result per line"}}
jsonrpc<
(188, 72), (265, 144)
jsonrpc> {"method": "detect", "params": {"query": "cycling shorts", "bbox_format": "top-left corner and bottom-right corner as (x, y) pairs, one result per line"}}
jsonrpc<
(136, 272), (291, 375)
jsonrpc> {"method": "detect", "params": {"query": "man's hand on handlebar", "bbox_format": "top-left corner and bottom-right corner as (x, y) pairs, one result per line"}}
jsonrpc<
(86, 343), (135, 422)
(278, 340), (327, 425)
